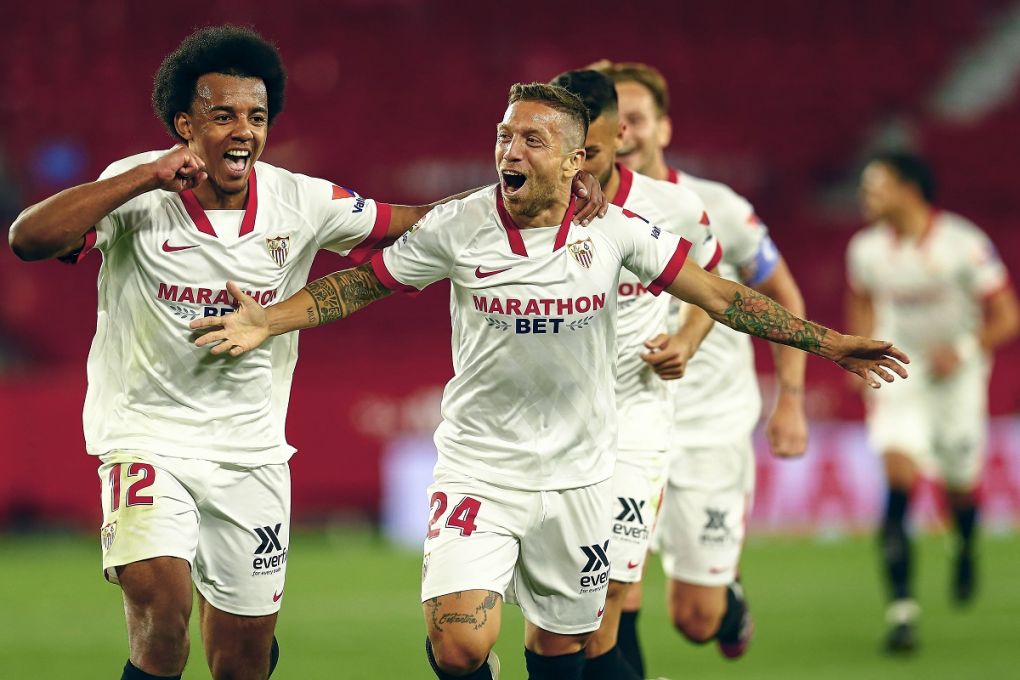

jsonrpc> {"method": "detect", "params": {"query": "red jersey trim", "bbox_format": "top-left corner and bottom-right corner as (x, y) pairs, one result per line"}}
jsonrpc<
(58, 228), (98, 264)
(179, 169), (258, 238)
(370, 251), (418, 294)
(495, 191), (577, 255)
(667, 167), (680, 184)
(345, 202), (393, 266)
(611, 164), (634, 207)
(648, 238), (693, 296)
(705, 242), (723, 271)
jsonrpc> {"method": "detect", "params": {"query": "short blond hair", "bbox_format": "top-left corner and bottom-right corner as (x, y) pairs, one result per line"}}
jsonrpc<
(587, 60), (669, 116)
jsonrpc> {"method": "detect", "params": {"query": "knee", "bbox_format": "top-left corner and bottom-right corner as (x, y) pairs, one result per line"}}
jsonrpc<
(672, 604), (722, 644)
(429, 636), (492, 676)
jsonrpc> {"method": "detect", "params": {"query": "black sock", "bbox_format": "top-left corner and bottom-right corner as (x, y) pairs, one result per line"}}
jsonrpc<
(121, 660), (181, 680)
(879, 488), (912, 601)
(525, 648), (586, 680)
(616, 610), (645, 677)
(952, 501), (978, 554)
(268, 636), (280, 677)
(583, 645), (641, 680)
(715, 583), (747, 642)
(425, 638), (493, 680)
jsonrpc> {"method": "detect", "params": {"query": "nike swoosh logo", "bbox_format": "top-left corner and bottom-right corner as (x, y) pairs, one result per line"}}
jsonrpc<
(162, 240), (198, 253)
(475, 266), (511, 279)
(627, 561), (641, 569)
(273, 590), (284, 602)
(597, 607), (605, 617)
(709, 567), (728, 574)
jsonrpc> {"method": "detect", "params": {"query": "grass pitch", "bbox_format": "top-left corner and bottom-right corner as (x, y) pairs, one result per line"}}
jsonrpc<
(1, 529), (1016, 678)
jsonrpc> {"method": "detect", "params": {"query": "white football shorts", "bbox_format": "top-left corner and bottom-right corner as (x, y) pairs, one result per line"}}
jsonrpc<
(866, 357), (989, 489)
(607, 449), (667, 583)
(421, 465), (613, 635)
(656, 436), (754, 587)
(97, 450), (290, 616)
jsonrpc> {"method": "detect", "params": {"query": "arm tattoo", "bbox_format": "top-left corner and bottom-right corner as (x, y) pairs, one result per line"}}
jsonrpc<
(722, 289), (828, 354)
(304, 263), (390, 325)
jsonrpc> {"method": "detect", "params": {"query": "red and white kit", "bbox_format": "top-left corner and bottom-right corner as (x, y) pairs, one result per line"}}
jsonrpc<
(75, 150), (390, 614)
(847, 210), (1009, 487)
(372, 185), (693, 633)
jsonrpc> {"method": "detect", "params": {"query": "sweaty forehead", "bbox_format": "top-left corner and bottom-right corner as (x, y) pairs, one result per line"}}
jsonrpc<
(193, 73), (268, 111)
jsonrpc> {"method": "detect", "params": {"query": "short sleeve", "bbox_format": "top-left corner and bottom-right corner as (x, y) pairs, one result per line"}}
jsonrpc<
(61, 157), (148, 262)
(964, 230), (1009, 299)
(612, 210), (693, 296)
(309, 179), (392, 265)
(371, 207), (456, 293)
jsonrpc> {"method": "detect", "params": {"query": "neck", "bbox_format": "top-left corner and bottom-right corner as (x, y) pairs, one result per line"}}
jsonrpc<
(886, 203), (932, 238)
(644, 153), (670, 182)
(604, 165), (622, 205)
(192, 179), (248, 210)
(507, 188), (572, 228)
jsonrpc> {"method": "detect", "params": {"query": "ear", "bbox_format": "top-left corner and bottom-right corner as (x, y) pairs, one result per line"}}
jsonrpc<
(174, 112), (193, 141)
(614, 119), (626, 153)
(563, 147), (586, 177)
(657, 115), (673, 148)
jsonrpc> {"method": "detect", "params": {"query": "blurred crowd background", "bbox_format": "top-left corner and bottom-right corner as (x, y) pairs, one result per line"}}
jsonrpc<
(2, 0), (1019, 537)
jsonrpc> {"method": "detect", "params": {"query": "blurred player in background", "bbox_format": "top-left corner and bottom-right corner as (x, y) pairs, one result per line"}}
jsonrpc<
(5, 26), (605, 680)
(591, 59), (810, 673)
(190, 83), (907, 680)
(549, 68), (722, 680)
(847, 151), (1019, 652)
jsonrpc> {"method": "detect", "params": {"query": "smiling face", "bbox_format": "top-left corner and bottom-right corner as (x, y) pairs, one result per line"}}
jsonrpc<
(495, 100), (584, 219)
(173, 73), (269, 197)
(615, 80), (671, 177)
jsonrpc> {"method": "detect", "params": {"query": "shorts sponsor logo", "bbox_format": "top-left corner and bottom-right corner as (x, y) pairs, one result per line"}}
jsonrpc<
(579, 540), (610, 593)
(613, 497), (649, 542)
(252, 523), (288, 576)
(100, 521), (117, 553)
(700, 507), (735, 546)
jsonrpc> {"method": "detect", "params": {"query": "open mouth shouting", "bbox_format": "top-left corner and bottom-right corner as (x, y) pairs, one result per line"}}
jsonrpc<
(500, 169), (527, 196)
(223, 148), (252, 179)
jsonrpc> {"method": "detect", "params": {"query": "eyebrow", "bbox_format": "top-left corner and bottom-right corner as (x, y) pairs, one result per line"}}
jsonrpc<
(497, 124), (549, 138)
(209, 105), (269, 114)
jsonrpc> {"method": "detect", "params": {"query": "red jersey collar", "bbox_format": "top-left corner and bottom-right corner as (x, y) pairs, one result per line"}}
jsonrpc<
(667, 166), (680, 184)
(495, 190), (577, 256)
(179, 169), (259, 238)
(611, 164), (634, 208)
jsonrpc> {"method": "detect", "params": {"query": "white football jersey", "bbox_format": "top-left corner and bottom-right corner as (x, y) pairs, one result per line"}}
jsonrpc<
(667, 169), (778, 443)
(611, 164), (721, 452)
(847, 210), (1008, 364)
(372, 186), (693, 491)
(72, 150), (390, 465)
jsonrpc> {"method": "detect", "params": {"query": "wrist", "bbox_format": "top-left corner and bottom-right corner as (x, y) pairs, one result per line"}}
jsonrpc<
(820, 331), (847, 362)
(777, 383), (805, 400)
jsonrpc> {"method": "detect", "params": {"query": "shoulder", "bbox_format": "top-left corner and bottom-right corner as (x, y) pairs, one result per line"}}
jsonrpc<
(935, 210), (986, 242)
(847, 224), (887, 256)
(630, 172), (706, 223)
(99, 149), (171, 180)
(422, 185), (497, 231)
(677, 171), (754, 220)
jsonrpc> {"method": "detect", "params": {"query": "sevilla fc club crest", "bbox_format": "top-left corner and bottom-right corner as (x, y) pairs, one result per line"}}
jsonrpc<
(266, 235), (290, 267)
(567, 238), (595, 268)
(101, 521), (117, 553)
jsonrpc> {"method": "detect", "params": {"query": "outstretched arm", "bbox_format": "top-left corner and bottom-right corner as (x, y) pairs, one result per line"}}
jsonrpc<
(9, 145), (207, 261)
(190, 262), (390, 356)
(666, 260), (909, 388)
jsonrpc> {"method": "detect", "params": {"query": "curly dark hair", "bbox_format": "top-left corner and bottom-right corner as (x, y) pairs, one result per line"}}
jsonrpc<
(870, 151), (937, 203)
(152, 25), (287, 140)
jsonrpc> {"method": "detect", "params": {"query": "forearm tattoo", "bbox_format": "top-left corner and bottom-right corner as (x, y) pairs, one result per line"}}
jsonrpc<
(304, 263), (390, 325)
(723, 289), (829, 354)
(426, 591), (500, 632)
